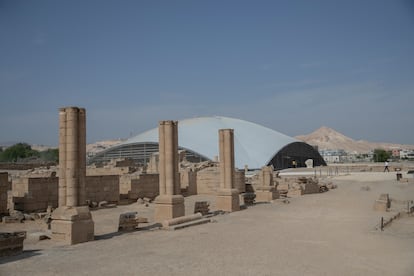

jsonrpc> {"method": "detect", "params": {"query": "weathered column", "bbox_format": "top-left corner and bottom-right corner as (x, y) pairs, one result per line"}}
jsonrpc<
(65, 107), (79, 207)
(216, 129), (240, 212)
(58, 108), (67, 207)
(52, 107), (94, 245)
(78, 108), (87, 205)
(255, 166), (279, 202)
(154, 121), (185, 221)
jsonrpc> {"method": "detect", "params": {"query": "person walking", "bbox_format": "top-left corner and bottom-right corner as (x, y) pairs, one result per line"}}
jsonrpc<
(384, 161), (389, 172)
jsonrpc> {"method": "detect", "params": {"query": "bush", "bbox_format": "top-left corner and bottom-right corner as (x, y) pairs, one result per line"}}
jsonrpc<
(373, 149), (391, 163)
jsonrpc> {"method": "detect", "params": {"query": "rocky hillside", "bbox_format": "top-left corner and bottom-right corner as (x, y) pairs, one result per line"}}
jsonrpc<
(295, 126), (414, 153)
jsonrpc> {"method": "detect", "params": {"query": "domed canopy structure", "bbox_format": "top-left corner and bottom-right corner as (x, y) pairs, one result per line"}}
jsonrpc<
(88, 116), (326, 170)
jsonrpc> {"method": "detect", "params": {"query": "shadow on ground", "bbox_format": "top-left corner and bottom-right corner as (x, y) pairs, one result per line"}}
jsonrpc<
(94, 223), (162, 240)
(0, 249), (42, 264)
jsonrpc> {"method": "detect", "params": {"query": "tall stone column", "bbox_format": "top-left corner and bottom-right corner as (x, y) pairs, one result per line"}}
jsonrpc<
(216, 129), (240, 212)
(65, 107), (79, 207)
(255, 166), (279, 202)
(52, 107), (94, 245)
(154, 121), (185, 221)
(78, 108), (87, 205)
(58, 108), (67, 207)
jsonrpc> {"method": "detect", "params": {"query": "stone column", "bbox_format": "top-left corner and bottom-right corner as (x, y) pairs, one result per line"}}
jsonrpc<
(65, 107), (79, 207)
(255, 166), (279, 202)
(58, 108), (67, 207)
(154, 121), (185, 221)
(52, 107), (94, 245)
(78, 108), (87, 205)
(216, 129), (240, 212)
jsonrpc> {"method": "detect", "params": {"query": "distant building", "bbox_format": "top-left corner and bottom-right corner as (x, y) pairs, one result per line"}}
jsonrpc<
(391, 148), (401, 158)
(400, 149), (414, 159)
(319, 149), (347, 163)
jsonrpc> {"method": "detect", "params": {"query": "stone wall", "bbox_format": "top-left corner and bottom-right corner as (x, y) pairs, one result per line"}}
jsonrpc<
(8, 175), (119, 212)
(8, 177), (58, 212)
(128, 173), (159, 200)
(234, 171), (246, 193)
(180, 169), (197, 195)
(87, 166), (133, 176)
(119, 174), (140, 197)
(85, 175), (119, 204)
(0, 173), (11, 214)
(196, 167), (245, 195)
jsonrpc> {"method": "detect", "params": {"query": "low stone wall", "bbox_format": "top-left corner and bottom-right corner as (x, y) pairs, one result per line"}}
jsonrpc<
(0, 172), (11, 214)
(0, 162), (56, 170)
(85, 175), (119, 204)
(8, 177), (58, 212)
(8, 175), (120, 212)
(196, 167), (245, 195)
(128, 174), (159, 200)
(87, 166), (133, 176)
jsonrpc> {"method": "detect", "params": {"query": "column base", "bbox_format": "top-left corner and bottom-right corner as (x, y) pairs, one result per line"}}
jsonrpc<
(51, 206), (94, 245)
(154, 195), (185, 222)
(255, 186), (279, 202)
(216, 189), (240, 212)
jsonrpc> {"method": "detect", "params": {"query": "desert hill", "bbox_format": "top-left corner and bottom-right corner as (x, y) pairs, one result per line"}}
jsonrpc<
(295, 126), (414, 153)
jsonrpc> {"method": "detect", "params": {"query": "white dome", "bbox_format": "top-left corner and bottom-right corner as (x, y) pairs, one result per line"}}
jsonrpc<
(121, 116), (297, 169)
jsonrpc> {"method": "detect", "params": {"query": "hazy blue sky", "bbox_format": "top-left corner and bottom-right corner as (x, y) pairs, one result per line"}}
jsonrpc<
(1, 0), (413, 146)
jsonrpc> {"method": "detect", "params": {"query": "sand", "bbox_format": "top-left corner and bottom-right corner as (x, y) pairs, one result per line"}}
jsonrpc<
(1, 171), (414, 275)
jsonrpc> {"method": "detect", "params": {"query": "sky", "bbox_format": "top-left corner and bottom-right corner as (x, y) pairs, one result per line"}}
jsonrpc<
(0, 0), (413, 146)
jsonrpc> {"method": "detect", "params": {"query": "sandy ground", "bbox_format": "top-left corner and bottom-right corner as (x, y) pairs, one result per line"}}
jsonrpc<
(1, 171), (414, 276)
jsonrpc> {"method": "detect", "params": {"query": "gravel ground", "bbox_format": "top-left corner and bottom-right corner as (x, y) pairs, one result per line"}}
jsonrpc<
(1, 171), (414, 276)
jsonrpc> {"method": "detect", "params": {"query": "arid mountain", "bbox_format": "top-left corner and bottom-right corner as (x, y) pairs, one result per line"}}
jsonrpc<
(295, 126), (414, 153)
(86, 139), (124, 154)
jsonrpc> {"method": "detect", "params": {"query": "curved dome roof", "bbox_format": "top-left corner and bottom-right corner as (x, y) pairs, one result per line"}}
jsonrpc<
(120, 116), (298, 169)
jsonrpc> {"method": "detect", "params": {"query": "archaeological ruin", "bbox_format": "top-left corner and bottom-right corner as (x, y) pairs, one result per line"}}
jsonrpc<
(51, 107), (94, 245)
(153, 120), (185, 221)
(2, 106), (413, 275)
(216, 129), (240, 212)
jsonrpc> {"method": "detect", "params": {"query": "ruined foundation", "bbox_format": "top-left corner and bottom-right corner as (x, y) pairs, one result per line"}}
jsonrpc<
(52, 107), (94, 245)
(255, 166), (279, 202)
(51, 206), (94, 244)
(216, 129), (240, 212)
(154, 121), (185, 221)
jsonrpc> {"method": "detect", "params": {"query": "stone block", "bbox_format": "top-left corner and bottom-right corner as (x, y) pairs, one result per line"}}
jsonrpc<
(51, 206), (94, 245)
(242, 192), (256, 205)
(194, 201), (210, 215)
(0, 231), (26, 257)
(118, 212), (138, 231)
(154, 195), (185, 222)
(255, 187), (279, 202)
(216, 189), (240, 212)
(287, 189), (303, 197)
(374, 194), (390, 212)
(277, 183), (289, 191)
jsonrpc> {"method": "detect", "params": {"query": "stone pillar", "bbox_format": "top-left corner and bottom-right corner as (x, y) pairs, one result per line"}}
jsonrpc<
(216, 129), (240, 212)
(255, 166), (279, 202)
(52, 107), (94, 245)
(154, 121), (184, 221)
(65, 107), (79, 207)
(78, 108), (87, 205)
(58, 108), (67, 207)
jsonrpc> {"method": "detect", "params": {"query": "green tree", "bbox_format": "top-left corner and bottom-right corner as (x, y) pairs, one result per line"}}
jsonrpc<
(373, 149), (391, 163)
(0, 143), (39, 162)
(39, 148), (59, 162)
